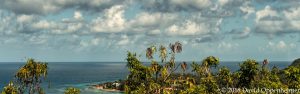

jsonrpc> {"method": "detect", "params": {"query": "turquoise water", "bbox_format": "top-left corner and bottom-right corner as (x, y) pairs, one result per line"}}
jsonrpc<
(0, 62), (128, 94)
(0, 61), (291, 94)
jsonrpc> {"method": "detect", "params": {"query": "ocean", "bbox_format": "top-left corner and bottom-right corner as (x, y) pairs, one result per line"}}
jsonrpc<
(0, 61), (292, 94)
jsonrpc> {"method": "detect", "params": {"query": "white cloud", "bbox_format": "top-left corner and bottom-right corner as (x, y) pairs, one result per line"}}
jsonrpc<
(166, 20), (210, 36)
(284, 7), (300, 20)
(90, 5), (127, 33)
(240, 1), (255, 19)
(132, 12), (160, 26)
(255, 5), (278, 22)
(66, 23), (83, 33)
(31, 20), (57, 30)
(79, 37), (102, 48)
(129, 12), (178, 33)
(74, 11), (83, 20)
(218, 42), (239, 49)
(0, 0), (126, 15)
(28, 35), (48, 44)
(0, 11), (15, 35)
(147, 29), (161, 36)
(219, 0), (230, 6)
(232, 27), (251, 39)
(130, 12), (177, 27)
(116, 35), (130, 45)
(255, 5), (300, 35)
(91, 38), (101, 46)
(17, 14), (36, 23)
(241, 27), (251, 36)
(266, 41), (296, 52)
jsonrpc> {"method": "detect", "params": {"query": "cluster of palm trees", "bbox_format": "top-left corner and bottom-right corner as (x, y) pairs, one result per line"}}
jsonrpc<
(124, 41), (300, 94)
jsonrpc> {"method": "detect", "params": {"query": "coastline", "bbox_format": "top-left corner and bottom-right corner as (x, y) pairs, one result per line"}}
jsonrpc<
(90, 84), (123, 92)
(88, 80), (125, 93)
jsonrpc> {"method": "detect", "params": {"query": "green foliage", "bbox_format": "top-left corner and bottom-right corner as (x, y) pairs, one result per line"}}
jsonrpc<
(190, 56), (220, 93)
(217, 67), (233, 88)
(191, 62), (202, 75)
(1, 58), (49, 94)
(125, 52), (153, 94)
(125, 42), (184, 94)
(283, 66), (300, 88)
(290, 58), (300, 67)
(237, 59), (259, 88)
(254, 64), (284, 89)
(2, 82), (18, 94)
(195, 75), (219, 94)
(125, 42), (300, 94)
(15, 58), (48, 94)
(64, 87), (80, 94)
(126, 42), (223, 94)
(202, 56), (219, 68)
(231, 71), (241, 89)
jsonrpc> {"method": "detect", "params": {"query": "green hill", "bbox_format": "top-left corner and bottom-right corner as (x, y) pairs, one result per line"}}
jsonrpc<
(290, 58), (300, 67)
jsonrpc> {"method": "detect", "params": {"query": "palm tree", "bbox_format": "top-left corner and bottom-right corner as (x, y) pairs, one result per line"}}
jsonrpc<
(2, 81), (18, 94)
(15, 58), (48, 94)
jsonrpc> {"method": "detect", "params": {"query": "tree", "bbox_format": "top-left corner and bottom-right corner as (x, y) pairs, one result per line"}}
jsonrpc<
(15, 58), (48, 94)
(190, 56), (220, 93)
(64, 87), (80, 94)
(146, 45), (156, 60)
(125, 52), (153, 94)
(283, 66), (300, 88)
(216, 67), (233, 88)
(255, 61), (284, 89)
(2, 82), (18, 94)
(125, 42), (184, 94)
(290, 58), (300, 67)
(202, 56), (219, 76)
(237, 59), (259, 88)
(159, 45), (167, 63)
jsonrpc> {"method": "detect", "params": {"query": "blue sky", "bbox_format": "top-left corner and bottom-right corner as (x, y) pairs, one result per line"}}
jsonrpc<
(0, 0), (299, 62)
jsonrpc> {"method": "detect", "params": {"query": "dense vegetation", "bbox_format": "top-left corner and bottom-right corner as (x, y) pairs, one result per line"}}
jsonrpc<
(290, 58), (300, 67)
(124, 41), (300, 94)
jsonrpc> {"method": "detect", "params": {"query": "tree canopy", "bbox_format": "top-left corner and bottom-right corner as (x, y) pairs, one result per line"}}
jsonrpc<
(124, 42), (300, 94)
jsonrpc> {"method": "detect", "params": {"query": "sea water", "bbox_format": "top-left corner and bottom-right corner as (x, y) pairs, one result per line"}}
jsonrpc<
(0, 61), (292, 94)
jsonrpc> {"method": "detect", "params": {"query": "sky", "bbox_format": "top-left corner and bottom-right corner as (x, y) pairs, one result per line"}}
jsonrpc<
(0, 0), (299, 62)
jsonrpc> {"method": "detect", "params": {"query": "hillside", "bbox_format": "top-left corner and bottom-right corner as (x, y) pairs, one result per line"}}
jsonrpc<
(290, 58), (300, 67)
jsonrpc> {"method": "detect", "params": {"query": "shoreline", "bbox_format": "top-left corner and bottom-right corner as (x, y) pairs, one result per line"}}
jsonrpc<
(89, 83), (125, 93)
